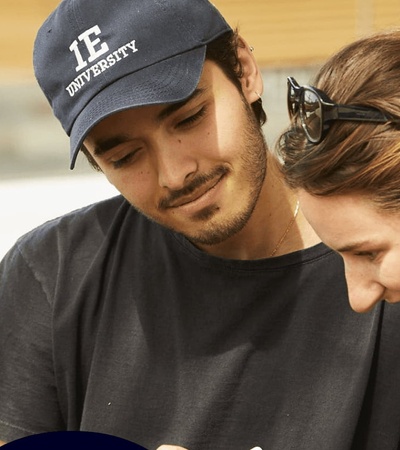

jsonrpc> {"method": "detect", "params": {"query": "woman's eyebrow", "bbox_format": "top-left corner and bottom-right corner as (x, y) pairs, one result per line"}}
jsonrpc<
(336, 239), (375, 253)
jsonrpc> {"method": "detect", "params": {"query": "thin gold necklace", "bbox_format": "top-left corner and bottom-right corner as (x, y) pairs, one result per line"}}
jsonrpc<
(269, 200), (300, 257)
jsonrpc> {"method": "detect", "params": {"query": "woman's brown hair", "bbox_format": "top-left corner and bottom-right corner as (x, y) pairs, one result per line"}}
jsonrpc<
(276, 29), (400, 211)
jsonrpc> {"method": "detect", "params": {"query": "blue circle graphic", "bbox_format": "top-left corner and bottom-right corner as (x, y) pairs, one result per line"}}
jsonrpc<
(2, 431), (148, 449)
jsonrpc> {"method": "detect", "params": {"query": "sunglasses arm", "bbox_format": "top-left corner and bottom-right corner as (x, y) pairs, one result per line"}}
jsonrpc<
(326, 103), (391, 123)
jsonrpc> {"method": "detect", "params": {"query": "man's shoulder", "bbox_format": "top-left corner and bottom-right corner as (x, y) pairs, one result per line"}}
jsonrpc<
(14, 195), (131, 258)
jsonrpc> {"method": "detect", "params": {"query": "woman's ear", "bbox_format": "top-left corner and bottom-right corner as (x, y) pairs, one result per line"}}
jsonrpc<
(237, 36), (264, 104)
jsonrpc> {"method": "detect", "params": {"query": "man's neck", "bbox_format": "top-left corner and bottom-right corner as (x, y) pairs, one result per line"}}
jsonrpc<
(198, 155), (320, 260)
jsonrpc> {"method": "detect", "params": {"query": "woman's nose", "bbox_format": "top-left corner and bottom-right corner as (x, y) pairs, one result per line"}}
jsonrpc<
(345, 263), (385, 313)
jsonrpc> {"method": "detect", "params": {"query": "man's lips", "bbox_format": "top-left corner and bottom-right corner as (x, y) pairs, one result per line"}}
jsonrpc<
(166, 174), (224, 208)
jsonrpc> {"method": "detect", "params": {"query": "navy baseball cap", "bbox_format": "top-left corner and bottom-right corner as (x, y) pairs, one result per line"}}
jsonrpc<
(33, 0), (232, 169)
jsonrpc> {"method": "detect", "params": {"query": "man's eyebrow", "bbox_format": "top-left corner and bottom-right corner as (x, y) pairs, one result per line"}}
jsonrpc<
(93, 135), (131, 157)
(156, 87), (207, 122)
(92, 88), (207, 157)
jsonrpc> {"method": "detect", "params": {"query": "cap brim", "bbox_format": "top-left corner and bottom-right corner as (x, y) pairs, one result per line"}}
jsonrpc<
(69, 46), (206, 169)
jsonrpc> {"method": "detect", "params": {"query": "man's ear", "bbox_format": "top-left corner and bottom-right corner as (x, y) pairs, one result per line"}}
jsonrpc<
(237, 36), (264, 104)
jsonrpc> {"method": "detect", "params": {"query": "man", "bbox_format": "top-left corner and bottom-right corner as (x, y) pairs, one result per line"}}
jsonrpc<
(1, 1), (400, 449)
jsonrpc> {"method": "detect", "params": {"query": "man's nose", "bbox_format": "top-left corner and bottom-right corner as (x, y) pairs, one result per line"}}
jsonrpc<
(155, 139), (198, 190)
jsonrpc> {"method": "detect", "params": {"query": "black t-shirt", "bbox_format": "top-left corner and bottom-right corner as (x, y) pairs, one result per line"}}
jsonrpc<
(1, 195), (400, 450)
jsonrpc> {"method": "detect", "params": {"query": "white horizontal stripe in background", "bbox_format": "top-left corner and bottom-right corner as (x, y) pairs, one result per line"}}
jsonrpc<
(0, 174), (118, 259)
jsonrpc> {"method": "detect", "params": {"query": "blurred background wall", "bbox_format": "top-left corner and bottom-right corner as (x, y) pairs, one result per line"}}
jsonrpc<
(0, 0), (400, 256)
(1, 0), (400, 179)
(0, 0), (400, 179)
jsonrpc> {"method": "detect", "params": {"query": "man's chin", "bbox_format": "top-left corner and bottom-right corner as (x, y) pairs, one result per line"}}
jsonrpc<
(181, 215), (252, 247)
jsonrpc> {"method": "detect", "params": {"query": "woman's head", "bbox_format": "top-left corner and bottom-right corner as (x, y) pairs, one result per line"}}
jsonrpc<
(277, 29), (400, 212)
(276, 30), (400, 312)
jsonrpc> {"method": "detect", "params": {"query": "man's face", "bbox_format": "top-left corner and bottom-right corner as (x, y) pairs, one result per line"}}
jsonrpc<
(84, 60), (267, 246)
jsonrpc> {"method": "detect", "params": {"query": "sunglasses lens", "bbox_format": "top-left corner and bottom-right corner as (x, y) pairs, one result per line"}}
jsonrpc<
(288, 86), (298, 118)
(287, 79), (300, 119)
(300, 89), (322, 143)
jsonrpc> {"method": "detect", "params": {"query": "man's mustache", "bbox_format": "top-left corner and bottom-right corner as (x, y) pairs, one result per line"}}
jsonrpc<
(158, 166), (228, 210)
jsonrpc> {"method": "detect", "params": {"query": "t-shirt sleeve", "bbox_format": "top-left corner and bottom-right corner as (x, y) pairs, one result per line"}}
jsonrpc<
(0, 242), (64, 442)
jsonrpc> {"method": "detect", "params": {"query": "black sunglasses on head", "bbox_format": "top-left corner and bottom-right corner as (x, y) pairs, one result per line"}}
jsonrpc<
(287, 76), (395, 144)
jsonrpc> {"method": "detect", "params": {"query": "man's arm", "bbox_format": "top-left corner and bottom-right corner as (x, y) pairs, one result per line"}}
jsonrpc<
(0, 242), (63, 440)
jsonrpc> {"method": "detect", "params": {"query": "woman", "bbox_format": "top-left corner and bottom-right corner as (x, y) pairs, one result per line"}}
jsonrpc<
(276, 29), (400, 313)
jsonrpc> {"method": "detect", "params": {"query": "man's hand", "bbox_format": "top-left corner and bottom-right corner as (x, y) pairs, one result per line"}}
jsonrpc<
(156, 446), (262, 450)
(157, 446), (188, 450)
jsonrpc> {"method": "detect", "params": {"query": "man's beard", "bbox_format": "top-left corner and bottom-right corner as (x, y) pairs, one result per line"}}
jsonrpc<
(133, 100), (268, 247)
(187, 109), (267, 246)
